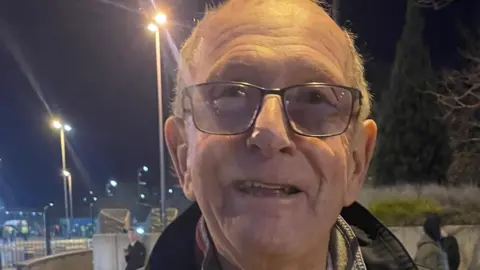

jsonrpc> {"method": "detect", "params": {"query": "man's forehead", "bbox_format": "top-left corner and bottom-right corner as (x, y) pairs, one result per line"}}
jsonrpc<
(188, 0), (351, 85)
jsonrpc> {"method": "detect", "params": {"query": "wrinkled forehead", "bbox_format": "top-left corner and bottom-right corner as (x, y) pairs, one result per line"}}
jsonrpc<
(189, 1), (351, 87)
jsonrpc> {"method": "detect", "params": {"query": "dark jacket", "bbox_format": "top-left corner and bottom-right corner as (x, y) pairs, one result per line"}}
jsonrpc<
(146, 202), (422, 270)
(125, 241), (147, 270)
(441, 236), (460, 270)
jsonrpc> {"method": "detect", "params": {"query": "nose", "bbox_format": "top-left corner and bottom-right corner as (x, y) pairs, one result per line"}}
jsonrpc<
(246, 95), (296, 157)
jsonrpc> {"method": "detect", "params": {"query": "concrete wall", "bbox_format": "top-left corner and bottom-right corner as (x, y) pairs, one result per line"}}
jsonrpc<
(92, 227), (480, 270)
(92, 233), (159, 270)
(391, 226), (480, 270)
(16, 249), (92, 270)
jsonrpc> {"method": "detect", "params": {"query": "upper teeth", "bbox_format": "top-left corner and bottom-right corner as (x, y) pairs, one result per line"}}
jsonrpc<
(241, 181), (295, 191)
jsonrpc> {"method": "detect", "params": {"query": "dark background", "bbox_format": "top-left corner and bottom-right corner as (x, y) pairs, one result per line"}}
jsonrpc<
(0, 0), (477, 209)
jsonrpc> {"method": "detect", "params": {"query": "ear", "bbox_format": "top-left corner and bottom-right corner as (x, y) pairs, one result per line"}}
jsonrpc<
(165, 116), (195, 201)
(344, 119), (377, 206)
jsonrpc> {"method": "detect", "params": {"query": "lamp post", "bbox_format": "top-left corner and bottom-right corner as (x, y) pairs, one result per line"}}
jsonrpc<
(63, 170), (73, 237)
(43, 202), (54, 255)
(106, 179), (118, 196)
(137, 166), (149, 202)
(147, 12), (167, 226)
(52, 119), (72, 238)
(83, 193), (98, 235)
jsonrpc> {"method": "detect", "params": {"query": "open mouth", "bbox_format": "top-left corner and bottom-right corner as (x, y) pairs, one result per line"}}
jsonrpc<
(234, 180), (302, 197)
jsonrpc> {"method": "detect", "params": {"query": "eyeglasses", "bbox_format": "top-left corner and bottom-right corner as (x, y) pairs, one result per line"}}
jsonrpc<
(182, 81), (362, 138)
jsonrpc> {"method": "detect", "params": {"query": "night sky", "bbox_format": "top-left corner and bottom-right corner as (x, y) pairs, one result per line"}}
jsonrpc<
(0, 0), (476, 209)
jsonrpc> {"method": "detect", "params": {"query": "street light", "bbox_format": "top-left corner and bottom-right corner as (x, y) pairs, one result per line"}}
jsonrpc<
(62, 170), (74, 235)
(154, 13), (167, 25)
(110, 180), (118, 187)
(147, 23), (158, 32)
(147, 12), (168, 226)
(106, 179), (118, 197)
(52, 118), (73, 238)
(43, 202), (54, 255)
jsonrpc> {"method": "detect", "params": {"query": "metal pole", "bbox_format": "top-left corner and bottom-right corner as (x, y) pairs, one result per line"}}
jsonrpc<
(68, 174), (73, 235)
(43, 206), (52, 256)
(60, 129), (70, 238)
(90, 203), (94, 235)
(155, 29), (167, 226)
(332, 0), (340, 23)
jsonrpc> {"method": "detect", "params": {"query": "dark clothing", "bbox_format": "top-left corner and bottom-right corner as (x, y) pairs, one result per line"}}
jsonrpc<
(423, 214), (442, 243)
(125, 241), (147, 270)
(441, 236), (460, 270)
(146, 202), (422, 270)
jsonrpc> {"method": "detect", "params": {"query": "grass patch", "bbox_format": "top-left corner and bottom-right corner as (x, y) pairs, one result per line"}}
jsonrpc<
(359, 184), (480, 226)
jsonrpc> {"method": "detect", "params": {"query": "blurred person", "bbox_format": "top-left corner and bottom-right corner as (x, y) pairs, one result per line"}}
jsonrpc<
(147, 0), (418, 269)
(441, 234), (460, 270)
(124, 228), (147, 270)
(414, 214), (449, 270)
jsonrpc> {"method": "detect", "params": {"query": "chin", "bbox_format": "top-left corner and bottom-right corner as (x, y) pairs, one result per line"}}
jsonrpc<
(225, 215), (304, 256)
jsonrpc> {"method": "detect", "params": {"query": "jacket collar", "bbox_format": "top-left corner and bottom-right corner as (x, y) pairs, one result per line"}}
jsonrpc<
(146, 202), (418, 270)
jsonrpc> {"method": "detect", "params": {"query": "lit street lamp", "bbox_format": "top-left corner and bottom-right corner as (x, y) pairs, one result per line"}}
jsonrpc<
(147, 12), (168, 226)
(137, 166), (149, 202)
(83, 192), (98, 235)
(52, 119), (73, 238)
(106, 179), (118, 196)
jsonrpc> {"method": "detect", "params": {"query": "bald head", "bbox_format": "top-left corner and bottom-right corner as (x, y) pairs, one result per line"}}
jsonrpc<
(173, 0), (370, 120)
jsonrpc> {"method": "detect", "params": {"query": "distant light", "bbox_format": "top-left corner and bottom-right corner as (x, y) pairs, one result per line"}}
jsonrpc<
(142, 166), (149, 172)
(19, 211), (23, 215)
(5, 211), (9, 214)
(136, 227), (145, 235)
(52, 120), (62, 129)
(147, 23), (158, 32)
(62, 170), (71, 177)
(140, 193), (146, 199)
(83, 197), (87, 202)
(64, 124), (72, 132)
(154, 13), (167, 25)
(168, 188), (173, 194)
(89, 190), (93, 195)
(110, 180), (118, 187)
(49, 202), (54, 207)
(93, 197), (97, 201)
(32, 212), (36, 216)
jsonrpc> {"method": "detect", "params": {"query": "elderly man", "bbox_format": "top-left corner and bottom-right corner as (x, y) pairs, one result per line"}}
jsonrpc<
(147, 0), (418, 269)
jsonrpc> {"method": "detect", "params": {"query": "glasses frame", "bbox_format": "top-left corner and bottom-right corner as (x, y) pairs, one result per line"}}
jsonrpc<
(182, 81), (363, 138)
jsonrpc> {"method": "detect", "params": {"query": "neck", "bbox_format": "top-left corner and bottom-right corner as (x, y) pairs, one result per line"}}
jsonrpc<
(217, 240), (330, 270)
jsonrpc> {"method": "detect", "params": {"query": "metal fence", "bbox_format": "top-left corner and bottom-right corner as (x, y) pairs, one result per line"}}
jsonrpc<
(0, 237), (90, 269)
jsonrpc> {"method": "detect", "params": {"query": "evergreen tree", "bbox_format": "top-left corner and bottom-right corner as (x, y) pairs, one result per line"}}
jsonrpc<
(373, 0), (452, 185)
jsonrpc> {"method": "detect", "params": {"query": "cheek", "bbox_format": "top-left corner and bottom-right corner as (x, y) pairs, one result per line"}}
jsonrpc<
(300, 137), (349, 211)
(186, 128), (230, 212)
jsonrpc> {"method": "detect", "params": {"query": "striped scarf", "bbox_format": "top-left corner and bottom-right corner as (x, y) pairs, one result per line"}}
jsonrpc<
(195, 216), (367, 270)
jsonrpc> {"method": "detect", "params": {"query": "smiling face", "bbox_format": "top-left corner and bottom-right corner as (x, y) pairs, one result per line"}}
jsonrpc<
(166, 0), (377, 268)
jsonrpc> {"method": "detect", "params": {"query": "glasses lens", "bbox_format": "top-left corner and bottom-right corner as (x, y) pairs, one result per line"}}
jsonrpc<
(189, 83), (261, 134)
(285, 85), (353, 136)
